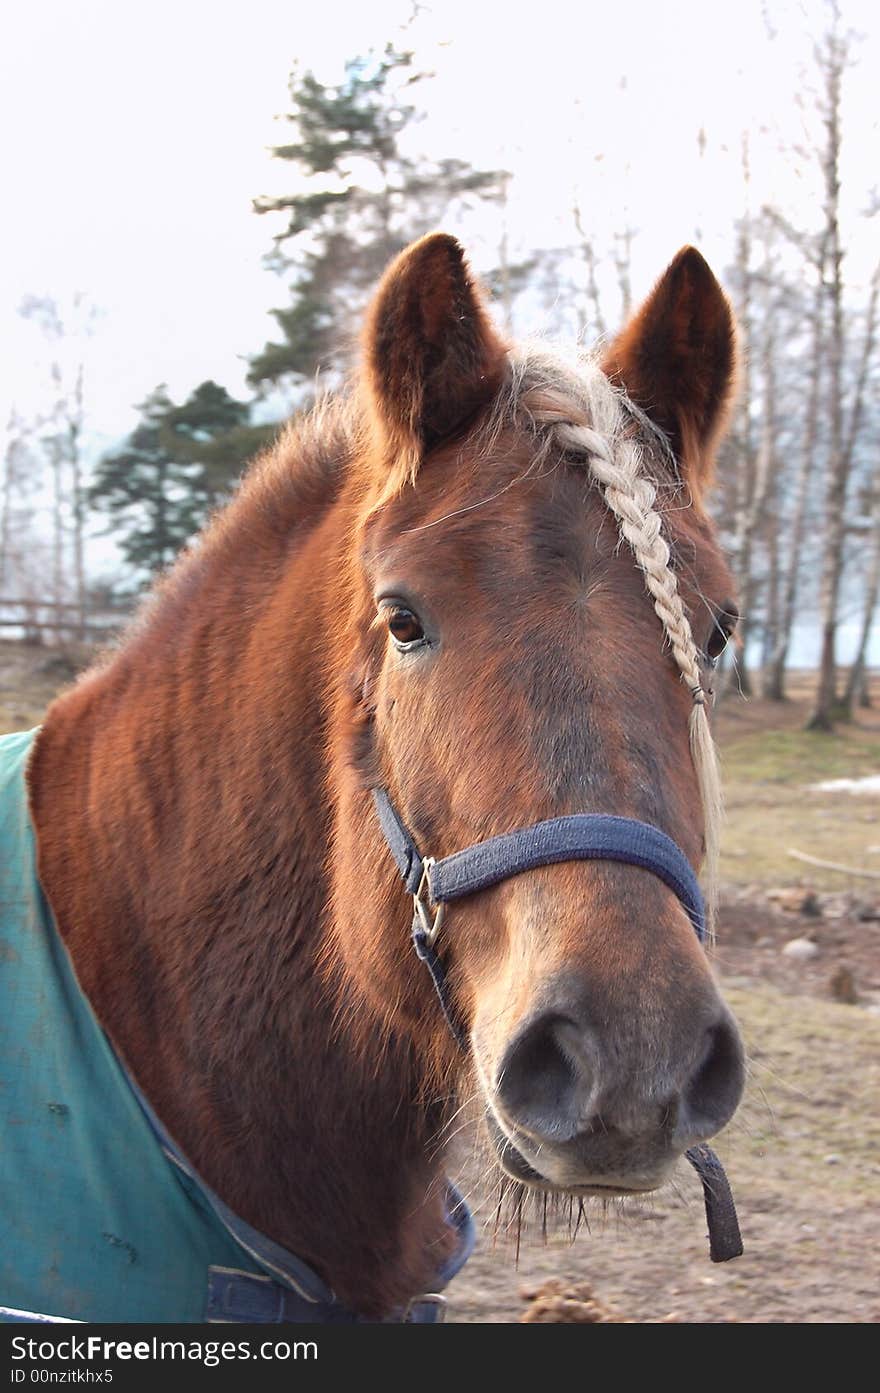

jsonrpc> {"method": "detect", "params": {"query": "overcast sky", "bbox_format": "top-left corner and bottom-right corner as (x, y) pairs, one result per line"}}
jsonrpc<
(2, 0), (876, 437)
(0, 0), (877, 659)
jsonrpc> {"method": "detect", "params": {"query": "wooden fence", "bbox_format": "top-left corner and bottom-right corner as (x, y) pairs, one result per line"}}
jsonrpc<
(0, 597), (133, 644)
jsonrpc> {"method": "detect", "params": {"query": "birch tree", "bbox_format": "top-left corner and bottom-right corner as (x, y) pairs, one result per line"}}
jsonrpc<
(842, 485), (880, 713)
(763, 232), (828, 701)
(18, 294), (94, 634)
(805, 9), (869, 730)
(0, 414), (36, 590)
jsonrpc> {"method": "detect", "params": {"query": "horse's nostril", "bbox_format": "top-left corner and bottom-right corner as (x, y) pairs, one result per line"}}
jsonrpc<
(495, 1013), (597, 1143)
(678, 1014), (745, 1144)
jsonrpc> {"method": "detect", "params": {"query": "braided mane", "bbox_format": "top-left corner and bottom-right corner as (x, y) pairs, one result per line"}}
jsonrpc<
(485, 345), (722, 933)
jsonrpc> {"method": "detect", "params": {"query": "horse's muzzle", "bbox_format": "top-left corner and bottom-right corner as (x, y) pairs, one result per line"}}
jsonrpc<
(484, 1109), (668, 1195)
(479, 987), (745, 1193)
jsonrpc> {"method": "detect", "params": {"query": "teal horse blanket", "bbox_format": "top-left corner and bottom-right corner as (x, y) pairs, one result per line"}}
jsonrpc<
(0, 735), (473, 1320)
(0, 729), (472, 1323)
(0, 729), (278, 1320)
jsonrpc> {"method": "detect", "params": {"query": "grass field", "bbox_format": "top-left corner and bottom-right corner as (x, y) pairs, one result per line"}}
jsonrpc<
(0, 643), (87, 735)
(717, 675), (880, 890)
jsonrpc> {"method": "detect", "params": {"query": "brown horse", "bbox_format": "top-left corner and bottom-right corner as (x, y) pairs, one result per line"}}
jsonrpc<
(25, 234), (744, 1320)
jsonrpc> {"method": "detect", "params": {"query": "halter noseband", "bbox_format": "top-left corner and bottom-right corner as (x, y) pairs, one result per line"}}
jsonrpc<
(371, 787), (743, 1264)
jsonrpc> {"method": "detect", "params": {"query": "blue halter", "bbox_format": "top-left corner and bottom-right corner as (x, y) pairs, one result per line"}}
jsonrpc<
(373, 789), (706, 1049)
(371, 788), (742, 1264)
(374, 790), (706, 931)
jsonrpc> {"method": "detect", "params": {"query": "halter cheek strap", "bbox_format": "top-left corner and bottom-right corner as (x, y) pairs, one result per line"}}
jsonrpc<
(371, 787), (743, 1265)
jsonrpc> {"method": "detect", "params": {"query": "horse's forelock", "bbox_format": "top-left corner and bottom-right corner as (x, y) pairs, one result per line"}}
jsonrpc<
(485, 345), (723, 932)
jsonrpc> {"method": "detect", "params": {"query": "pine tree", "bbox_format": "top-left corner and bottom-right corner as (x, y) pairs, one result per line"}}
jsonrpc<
(250, 46), (508, 396)
(90, 383), (267, 578)
(160, 380), (274, 501)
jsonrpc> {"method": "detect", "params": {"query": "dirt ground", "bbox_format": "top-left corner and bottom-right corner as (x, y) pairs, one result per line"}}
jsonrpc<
(446, 677), (880, 1324)
(3, 644), (879, 1323)
(446, 955), (880, 1324)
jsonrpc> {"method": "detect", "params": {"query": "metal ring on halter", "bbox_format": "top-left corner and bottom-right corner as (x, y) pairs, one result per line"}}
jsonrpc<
(412, 857), (446, 947)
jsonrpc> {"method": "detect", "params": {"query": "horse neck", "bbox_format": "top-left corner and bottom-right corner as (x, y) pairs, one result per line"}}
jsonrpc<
(27, 449), (455, 1317)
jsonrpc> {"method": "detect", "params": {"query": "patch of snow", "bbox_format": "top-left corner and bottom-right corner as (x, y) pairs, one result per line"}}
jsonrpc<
(809, 775), (880, 795)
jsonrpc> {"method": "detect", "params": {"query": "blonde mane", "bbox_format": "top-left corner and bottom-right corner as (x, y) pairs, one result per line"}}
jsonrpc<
(486, 344), (722, 935)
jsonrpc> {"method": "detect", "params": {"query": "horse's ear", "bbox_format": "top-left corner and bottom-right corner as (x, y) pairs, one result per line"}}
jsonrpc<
(362, 233), (507, 468)
(601, 247), (737, 488)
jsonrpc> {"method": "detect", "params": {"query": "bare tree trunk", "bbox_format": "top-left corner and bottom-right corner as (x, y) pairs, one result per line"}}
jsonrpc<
(760, 457), (780, 691)
(573, 201), (607, 340)
(809, 252), (879, 725)
(69, 363), (86, 639)
(720, 136), (758, 700)
(0, 415), (15, 588)
(1, 415), (39, 598)
(765, 242), (827, 700)
(614, 223), (633, 321)
(802, 40), (846, 729)
(47, 360), (66, 641)
(841, 491), (880, 716)
(858, 667), (872, 708)
(737, 316), (774, 687)
(18, 294), (94, 643)
(50, 436), (65, 635)
(807, 19), (849, 731)
(756, 244), (781, 684)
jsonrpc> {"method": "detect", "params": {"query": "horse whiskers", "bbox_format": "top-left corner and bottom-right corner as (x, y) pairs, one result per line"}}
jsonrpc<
(514, 1186), (525, 1265)
(428, 1086), (484, 1147)
(477, 1153), (704, 1255)
(433, 1109), (479, 1147)
(491, 1176), (508, 1249)
(743, 1053), (812, 1104)
(429, 1113), (483, 1162)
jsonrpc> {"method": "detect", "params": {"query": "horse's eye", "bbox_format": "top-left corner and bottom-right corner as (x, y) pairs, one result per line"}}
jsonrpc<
(387, 607), (425, 648)
(706, 603), (739, 663)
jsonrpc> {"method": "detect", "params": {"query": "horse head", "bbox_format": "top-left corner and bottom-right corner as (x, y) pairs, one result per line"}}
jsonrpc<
(329, 233), (744, 1199)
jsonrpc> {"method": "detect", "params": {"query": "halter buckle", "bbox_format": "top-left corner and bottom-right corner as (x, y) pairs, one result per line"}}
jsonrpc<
(403, 1292), (447, 1323)
(412, 857), (446, 948)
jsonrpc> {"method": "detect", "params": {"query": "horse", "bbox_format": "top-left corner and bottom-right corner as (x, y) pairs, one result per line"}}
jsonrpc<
(1, 233), (745, 1324)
